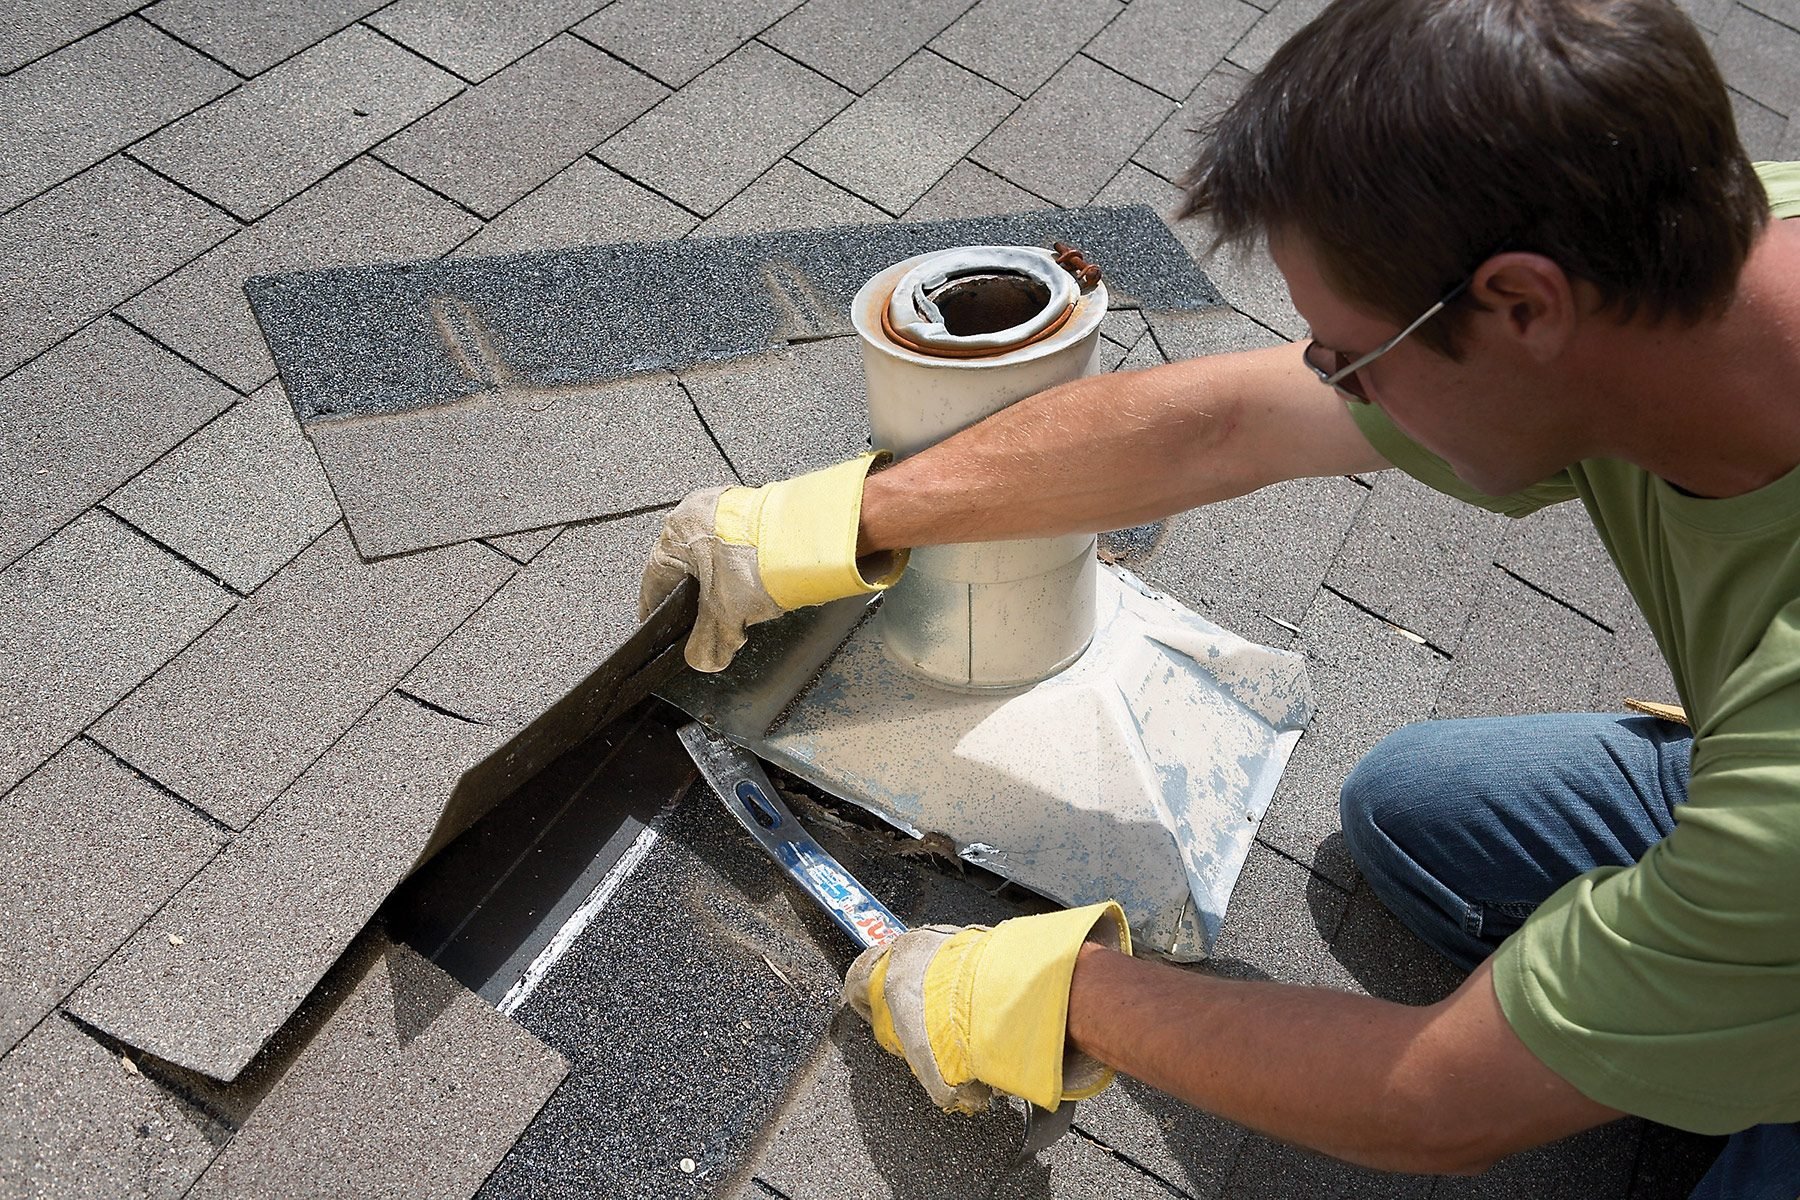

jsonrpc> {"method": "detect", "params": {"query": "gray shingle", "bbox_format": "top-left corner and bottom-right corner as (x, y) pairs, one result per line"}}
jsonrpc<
(1226, 1134), (1435, 1198)
(451, 158), (696, 259)
(1729, 88), (1788, 162)
(0, 1016), (227, 1199)
(106, 383), (342, 594)
(131, 25), (463, 221)
(0, 0), (139, 73)
(376, 35), (667, 218)
(1208, 841), (1354, 987)
(1611, 606), (1679, 704)
(1072, 1076), (1244, 1200)
(1143, 305), (1281, 362)
(401, 510), (663, 727)
(1086, 0), (1262, 100)
(1324, 470), (1512, 653)
(368, 0), (600, 82)
(1713, 4), (1800, 116)
(484, 526), (562, 563)
(1674, 0), (1731, 31)
(141, 0), (385, 76)
(184, 934), (566, 1199)
(678, 337), (872, 482)
(1134, 64), (1246, 185)
(1434, 571), (1619, 720)
(970, 55), (1173, 206)
(762, 0), (972, 93)
(304, 374), (732, 558)
(1492, 498), (1633, 629)
(931, 0), (1123, 95)
(0, 18), (235, 214)
(119, 157), (480, 393)
(1226, 0), (1330, 72)
(575, 0), (805, 87)
(904, 158), (1050, 220)
(70, 693), (513, 1081)
(0, 739), (224, 1058)
(0, 318), (236, 573)
(792, 52), (1017, 214)
(88, 524), (511, 829)
(1258, 588), (1449, 890)
(600, 40), (853, 214)
(1742, 0), (1800, 37)
(1326, 884), (1465, 1005)
(0, 157), (236, 376)
(691, 159), (888, 238)
(0, 512), (233, 794)
(1433, 1123), (1642, 1200)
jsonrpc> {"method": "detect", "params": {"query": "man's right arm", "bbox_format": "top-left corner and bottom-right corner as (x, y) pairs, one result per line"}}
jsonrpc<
(857, 340), (1391, 555)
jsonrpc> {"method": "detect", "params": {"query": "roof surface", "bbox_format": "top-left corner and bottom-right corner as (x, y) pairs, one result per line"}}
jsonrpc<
(4, 0), (1791, 1195)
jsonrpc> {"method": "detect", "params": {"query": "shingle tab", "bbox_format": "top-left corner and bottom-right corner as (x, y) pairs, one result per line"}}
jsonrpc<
(0, 18), (235, 213)
(0, 1016), (227, 1199)
(575, 0), (805, 87)
(600, 41), (853, 214)
(0, 318), (236, 573)
(931, 0), (1123, 95)
(678, 337), (872, 483)
(368, 0), (601, 82)
(1071, 1076), (1245, 1200)
(141, 0), (386, 75)
(1714, 4), (1800, 116)
(0, 740), (224, 1058)
(120, 157), (481, 393)
(970, 55), (1173, 206)
(70, 694), (513, 1081)
(762, 0), (971, 93)
(0, 0), (139, 73)
(452, 158), (696, 259)
(483, 526), (562, 563)
(0, 157), (236, 376)
(106, 383), (342, 594)
(0, 512), (233, 794)
(185, 934), (566, 1200)
(792, 51), (1017, 214)
(1434, 571), (1618, 719)
(131, 25), (463, 220)
(1086, 0), (1262, 100)
(1134, 65), (1245, 184)
(690, 159), (888, 238)
(1493, 500), (1634, 630)
(303, 374), (733, 558)
(1227, 0), (1330, 72)
(903, 158), (1049, 220)
(89, 524), (512, 829)
(377, 35), (667, 218)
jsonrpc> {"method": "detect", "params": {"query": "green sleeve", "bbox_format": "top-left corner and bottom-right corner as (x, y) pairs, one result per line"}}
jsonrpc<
(1758, 161), (1800, 217)
(1346, 402), (1578, 517)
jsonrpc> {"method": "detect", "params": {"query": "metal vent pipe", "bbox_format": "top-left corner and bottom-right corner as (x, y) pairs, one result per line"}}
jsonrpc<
(851, 245), (1110, 690)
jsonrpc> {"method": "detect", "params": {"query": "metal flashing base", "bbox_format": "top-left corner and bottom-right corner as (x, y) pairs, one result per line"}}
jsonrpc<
(665, 566), (1313, 960)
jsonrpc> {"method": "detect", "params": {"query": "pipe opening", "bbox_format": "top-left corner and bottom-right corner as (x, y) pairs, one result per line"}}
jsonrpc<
(924, 272), (1054, 337)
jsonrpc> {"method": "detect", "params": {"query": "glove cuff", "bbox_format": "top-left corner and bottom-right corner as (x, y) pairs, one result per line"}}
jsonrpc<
(743, 453), (909, 609)
(943, 901), (1131, 1109)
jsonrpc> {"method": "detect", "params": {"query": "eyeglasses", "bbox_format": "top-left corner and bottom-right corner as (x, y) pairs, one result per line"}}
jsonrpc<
(1303, 272), (1475, 402)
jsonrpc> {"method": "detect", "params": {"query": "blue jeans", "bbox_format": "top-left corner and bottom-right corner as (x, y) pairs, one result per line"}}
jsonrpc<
(1339, 714), (1800, 1200)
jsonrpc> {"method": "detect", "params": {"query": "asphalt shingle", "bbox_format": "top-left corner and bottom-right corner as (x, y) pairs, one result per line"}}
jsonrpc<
(1729, 89), (1788, 160)
(931, 0), (1123, 95)
(1227, 0), (1330, 72)
(792, 51), (1017, 214)
(0, 18), (235, 214)
(678, 337), (873, 482)
(0, 512), (234, 795)
(70, 693), (513, 1081)
(0, 0), (139, 73)
(1072, 1076), (1245, 1200)
(575, 0), (805, 87)
(1434, 1124), (1642, 1200)
(484, 526), (563, 563)
(0, 1015), (227, 1199)
(184, 934), (566, 1199)
(140, 0), (385, 76)
(690, 159), (889, 238)
(903, 157), (1050, 219)
(0, 739), (225, 1058)
(1085, 0), (1262, 100)
(1434, 571), (1620, 719)
(88, 524), (512, 829)
(376, 34), (667, 218)
(302, 374), (732, 558)
(1207, 841), (1354, 987)
(1225, 1135), (1435, 1198)
(762, 0), (972, 93)
(0, 318), (236, 573)
(1492, 499), (1632, 629)
(105, 383), (342, 594)
(600, 40), (854, 214)
(0, 157), (236, 376)
(1713, 3), (1800, 116)
(1133, 65), (1246, 185)
(131, 25), (463, 221)
(367, 0), (600, 81)
(970, 55), (1173, 206)
(451, 158), (696, 258)
(119, 156), (481, 393)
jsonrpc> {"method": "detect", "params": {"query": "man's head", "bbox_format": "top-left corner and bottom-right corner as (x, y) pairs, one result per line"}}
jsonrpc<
(1182, 0), (1768, 358)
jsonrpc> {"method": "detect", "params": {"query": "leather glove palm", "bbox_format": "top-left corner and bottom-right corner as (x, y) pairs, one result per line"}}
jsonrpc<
(640, 453), (907, 672)
(842, 901), (1131, 1114)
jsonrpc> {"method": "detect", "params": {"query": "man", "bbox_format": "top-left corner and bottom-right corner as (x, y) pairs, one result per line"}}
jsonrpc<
(639, 0), (1800, 1190)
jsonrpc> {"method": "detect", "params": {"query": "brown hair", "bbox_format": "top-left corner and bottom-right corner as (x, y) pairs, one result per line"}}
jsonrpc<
(1181, 0), (1768, 354)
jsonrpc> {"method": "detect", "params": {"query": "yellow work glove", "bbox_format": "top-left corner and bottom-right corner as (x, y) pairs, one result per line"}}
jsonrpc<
(639, 453), (908, 672)
(842, 901), (1131, 1114)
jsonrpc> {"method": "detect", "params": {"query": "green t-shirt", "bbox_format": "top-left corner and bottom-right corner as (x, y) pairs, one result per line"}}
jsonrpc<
(1346, 161), (1800, 1135)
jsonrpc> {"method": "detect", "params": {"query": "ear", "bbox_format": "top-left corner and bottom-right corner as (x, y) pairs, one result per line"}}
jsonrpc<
(1467, 253), (1578, 364)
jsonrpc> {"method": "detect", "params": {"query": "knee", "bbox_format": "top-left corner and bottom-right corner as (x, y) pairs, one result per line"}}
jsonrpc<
(1339, 722), (1458, 870)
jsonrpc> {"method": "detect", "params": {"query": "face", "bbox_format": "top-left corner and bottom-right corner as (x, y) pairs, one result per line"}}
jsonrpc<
(1268, 232), (1580, 496)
